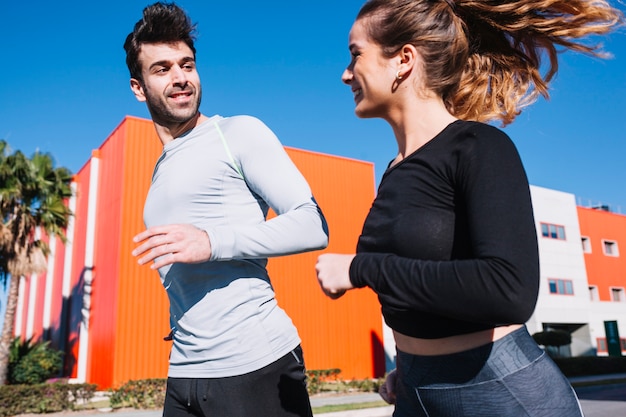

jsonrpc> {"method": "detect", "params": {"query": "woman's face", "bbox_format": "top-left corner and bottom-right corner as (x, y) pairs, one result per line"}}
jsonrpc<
(342, 19), (399, 119)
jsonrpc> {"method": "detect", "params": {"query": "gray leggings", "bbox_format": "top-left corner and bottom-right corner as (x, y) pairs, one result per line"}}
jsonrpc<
(394, 326), (583, 417)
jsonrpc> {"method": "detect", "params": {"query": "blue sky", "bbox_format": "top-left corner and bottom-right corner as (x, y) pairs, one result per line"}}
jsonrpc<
(2, 0), (626, 213)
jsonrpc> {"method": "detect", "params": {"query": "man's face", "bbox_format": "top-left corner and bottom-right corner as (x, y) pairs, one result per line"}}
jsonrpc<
(130, 41), (202, 128)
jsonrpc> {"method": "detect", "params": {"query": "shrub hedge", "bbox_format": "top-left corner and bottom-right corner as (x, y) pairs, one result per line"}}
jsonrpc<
(9, 338), (64, 385)
(2, 357), (626, 415)
(0, 382), (96, 417)
(108, 378), (167, 409)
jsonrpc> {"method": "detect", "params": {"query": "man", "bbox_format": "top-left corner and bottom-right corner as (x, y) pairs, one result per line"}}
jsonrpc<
(125, 3), (328, 416)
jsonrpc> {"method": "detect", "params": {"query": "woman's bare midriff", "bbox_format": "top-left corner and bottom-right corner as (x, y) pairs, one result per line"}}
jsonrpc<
(394, 324), (523, 356)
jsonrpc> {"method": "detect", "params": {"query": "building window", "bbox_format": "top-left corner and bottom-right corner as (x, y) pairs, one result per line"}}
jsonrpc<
(581, 236), (591, 253)
(602, 240), (619, 257)
(589, 286), (598, 301)
(540, 223), (566, 240)
(611, 287), (625, 302)
(596, 338), (626, 354)
(548, 279), (574, 295)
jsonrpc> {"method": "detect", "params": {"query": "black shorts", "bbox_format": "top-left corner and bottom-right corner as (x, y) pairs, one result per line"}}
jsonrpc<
(163, 345), (313, 417)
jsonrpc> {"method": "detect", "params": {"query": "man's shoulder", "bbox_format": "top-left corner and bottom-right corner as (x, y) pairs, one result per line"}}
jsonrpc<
(218, 114), (267, 131)
(216, 115), (278, 146)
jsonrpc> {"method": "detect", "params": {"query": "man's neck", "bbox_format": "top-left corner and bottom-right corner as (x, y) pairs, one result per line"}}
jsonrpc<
(154, 112), (209, 145)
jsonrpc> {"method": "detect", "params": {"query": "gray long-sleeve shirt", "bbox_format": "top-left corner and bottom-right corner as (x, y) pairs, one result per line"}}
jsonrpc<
(144, 114), (328, 377)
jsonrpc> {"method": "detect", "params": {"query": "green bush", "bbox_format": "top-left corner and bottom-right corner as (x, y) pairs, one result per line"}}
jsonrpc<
(306, 368), (341, 394)
(0, 382), (96, 417)
(8, 337), (64, 385)
(343, 377), (383, 393)
(306, 369), (384, 395)
(109, 378), (167, 409)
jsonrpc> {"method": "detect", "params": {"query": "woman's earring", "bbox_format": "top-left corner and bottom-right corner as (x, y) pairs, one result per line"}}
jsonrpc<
(396, 71), (403, 81)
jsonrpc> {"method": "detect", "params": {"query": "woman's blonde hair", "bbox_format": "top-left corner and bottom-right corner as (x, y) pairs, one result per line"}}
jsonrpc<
(357, 0), (623, 125)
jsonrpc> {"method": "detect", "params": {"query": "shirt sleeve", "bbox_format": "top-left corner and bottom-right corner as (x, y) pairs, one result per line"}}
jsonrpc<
(349, 127), (540, 326)
(207, 116), (329, 260)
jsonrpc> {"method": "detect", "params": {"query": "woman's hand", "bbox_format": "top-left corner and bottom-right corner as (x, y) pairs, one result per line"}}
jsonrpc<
(315, 253), (356, 299)
(379, 369), (398, 404)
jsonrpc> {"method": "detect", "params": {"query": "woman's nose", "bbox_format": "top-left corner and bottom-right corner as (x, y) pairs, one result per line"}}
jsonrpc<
(341, 68), (353, 85)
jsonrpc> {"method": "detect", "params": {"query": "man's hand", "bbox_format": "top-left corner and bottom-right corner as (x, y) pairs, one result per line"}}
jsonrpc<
(315, 253), (356, 299)
(132, 224), (212, 270)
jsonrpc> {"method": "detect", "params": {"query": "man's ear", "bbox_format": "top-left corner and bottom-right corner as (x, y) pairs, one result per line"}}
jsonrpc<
(130, 78), (147, 102)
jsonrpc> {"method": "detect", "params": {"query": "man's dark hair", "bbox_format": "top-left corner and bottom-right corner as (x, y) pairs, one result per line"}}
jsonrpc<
(124, 2), (197, 80)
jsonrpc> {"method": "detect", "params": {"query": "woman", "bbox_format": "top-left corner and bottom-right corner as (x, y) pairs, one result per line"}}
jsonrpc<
(315, 1), (623, 416)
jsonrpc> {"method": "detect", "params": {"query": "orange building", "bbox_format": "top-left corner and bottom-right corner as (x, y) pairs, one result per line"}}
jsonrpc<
(12, 116), (385, 389)
(576, 206), (626, 354)
(12, 118), (626, 387)
(578, 206), (626, 303)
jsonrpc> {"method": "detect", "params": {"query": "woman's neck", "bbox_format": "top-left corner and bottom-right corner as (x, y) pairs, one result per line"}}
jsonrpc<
(387, 97), (457, 167)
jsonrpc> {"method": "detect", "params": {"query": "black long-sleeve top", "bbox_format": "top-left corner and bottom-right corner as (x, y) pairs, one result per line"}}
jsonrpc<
(349, 120), (540, 339)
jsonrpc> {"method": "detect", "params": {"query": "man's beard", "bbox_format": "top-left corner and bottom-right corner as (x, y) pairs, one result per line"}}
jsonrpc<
(144, 86), (202, 127)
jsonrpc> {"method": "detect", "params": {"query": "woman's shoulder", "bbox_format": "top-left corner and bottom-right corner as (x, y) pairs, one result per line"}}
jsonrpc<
(449, 120), (511, 143)
(438, 120), (522, 170)
(444, 120), (516, 153)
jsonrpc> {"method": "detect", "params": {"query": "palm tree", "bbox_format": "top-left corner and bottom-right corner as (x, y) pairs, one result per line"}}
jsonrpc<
(0, 139), (72, 385)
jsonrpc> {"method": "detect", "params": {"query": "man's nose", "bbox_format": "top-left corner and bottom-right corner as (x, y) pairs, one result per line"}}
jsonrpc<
(171, 65), (188, 86)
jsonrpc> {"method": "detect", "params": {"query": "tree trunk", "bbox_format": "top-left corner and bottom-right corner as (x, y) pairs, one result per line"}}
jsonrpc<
(0, 274), (21, 385)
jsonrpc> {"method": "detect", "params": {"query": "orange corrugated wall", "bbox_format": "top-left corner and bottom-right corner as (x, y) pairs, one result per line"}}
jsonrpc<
(82, 116), (382, 388)
(112, 117), (170, 387)
(270, 148), (384, 380)
(88, 123), (127, 387)
(83, 117), (168, 388)
(577, 207), (626, 301)
(66, 160), (92, 378)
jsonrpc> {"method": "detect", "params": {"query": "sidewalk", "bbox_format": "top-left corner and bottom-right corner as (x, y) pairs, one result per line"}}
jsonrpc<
(568, 372), (626, 384)
(310, 392), (389, 416)
(310, 392), (390, 416)
(315, 405), (393, 417)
